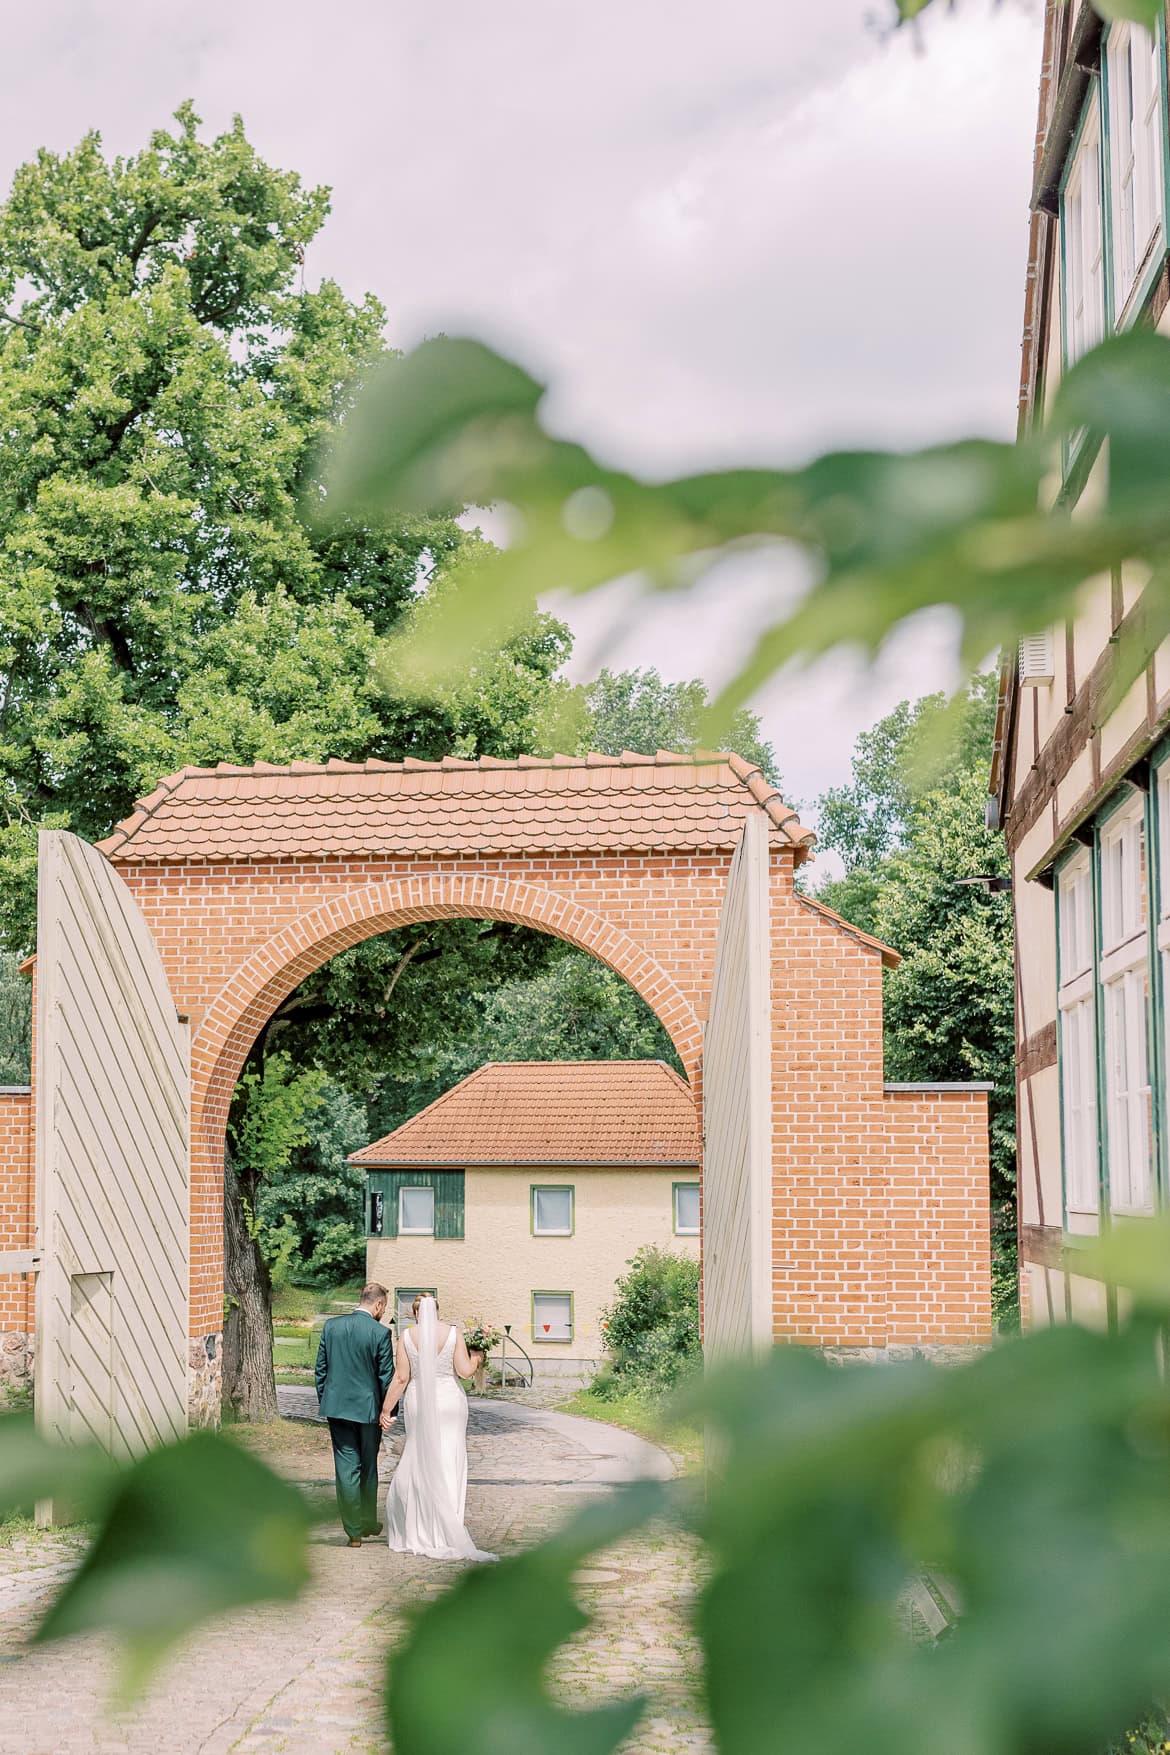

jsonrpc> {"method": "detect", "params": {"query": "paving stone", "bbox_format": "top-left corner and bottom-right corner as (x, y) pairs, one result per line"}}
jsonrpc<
(0, 1404), (712, 1753)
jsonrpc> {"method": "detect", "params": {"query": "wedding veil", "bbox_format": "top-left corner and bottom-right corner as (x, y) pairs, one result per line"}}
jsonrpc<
(410, 1296), (489, 1557)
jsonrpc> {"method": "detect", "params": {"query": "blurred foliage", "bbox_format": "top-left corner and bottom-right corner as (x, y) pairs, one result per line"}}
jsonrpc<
(322, 329), (1170, 753)
(0, 1417), (309, 1700)
(593, 1246), (702, 1401)
(385, 1292), (1170, 1755)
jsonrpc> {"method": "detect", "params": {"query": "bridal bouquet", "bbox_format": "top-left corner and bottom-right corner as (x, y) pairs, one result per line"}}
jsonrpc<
(464, 1319), (501, 1356)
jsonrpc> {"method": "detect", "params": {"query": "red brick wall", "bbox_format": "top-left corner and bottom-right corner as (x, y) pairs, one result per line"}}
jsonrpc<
(884, 1089), (992, 1343)
(2, 840), (992, 1357)
(0, 1090), (33, 1334)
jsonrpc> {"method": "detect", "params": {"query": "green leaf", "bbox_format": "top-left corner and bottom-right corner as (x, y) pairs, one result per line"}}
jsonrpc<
(325, 335), (1149, 737)
(0, 1414), (116, 1516)
(695, 1326), (1170, 1755)
(1051, 328), (1170, 517)
(386, 1481), (667, 1755)
(34, 1431), (311, 1700)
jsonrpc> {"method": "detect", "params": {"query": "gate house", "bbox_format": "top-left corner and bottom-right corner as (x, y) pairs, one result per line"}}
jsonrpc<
(0, 752), (992, 1433)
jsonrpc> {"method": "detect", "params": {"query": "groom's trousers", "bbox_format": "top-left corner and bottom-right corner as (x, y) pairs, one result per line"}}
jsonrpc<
(327, 1418), (381, 1539)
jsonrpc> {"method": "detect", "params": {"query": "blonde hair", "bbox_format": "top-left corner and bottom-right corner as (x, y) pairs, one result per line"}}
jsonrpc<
(411, 1293), (436, 1319)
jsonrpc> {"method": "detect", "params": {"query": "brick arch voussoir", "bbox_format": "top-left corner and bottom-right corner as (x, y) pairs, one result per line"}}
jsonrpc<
(193, 875), (703, 1149)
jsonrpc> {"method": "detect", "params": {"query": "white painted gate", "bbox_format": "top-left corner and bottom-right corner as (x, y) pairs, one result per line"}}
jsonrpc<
(702, 809), (773, 1357)
(35, 831), (190, 1462)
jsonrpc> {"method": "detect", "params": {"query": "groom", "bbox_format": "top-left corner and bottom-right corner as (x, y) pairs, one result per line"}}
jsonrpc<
(315, 1282), (395, 1546)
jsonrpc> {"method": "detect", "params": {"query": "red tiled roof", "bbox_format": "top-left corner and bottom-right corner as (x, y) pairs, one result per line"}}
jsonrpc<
(96, 752), (815, 865)
(348, 1060), (700, 1167)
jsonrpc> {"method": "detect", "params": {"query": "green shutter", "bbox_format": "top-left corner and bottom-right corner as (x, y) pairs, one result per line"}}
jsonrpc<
(434, 1171), (465, 1239)
(363, 1169), (464, 1239)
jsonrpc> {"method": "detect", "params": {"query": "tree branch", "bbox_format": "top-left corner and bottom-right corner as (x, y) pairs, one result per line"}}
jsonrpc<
(0, 311), (40, 333)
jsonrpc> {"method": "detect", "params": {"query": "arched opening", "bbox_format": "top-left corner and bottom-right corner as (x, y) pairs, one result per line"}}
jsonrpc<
(191, 877), (704, 1418)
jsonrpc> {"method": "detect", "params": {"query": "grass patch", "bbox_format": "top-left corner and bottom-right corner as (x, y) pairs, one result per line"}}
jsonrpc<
(557, 1386), (703, 1475)
(270, 1279), (362, 1324)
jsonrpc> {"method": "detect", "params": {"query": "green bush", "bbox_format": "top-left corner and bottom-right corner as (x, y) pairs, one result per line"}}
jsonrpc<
(593, 1246), (700, 1400)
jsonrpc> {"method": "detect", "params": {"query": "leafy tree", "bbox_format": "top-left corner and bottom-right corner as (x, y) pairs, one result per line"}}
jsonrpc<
(817, 671), (998, 878)
(581, 668), (782, 787)
(224, 1054), (327, 1418)
(253, 1080), (370, 1288)
(0, 953), (30, 1085)
(0, 107), (586, 1414)
(366, 950), (681, 1139)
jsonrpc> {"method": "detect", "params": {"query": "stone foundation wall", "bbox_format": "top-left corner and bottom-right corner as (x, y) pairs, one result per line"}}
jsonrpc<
(188, 1333), (222, 1428)
(822, 1342), (988, 1367)
(0, 1330), (32, 1400)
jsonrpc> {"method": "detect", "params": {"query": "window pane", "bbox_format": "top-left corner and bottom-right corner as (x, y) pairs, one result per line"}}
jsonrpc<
(675, 1184), (700, 1232)
(397, 1288), (435, 1328)
(1105, 967), (1152, 1214)
(400, 1186), (435, 1232)
(533, 1293), (571, 1341)
(534, 1188), (572, 1234)
(369, 1190), (384, 1236)
(1062, 999), (1098, 1213)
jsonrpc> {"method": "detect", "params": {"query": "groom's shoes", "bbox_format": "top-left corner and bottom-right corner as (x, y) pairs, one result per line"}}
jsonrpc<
(362, 1522), (383, 1537)
(346, 1537), (362, 1547)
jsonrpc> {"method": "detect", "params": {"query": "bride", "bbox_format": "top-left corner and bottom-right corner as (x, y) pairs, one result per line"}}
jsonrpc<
(379, 1294), (496, 1562)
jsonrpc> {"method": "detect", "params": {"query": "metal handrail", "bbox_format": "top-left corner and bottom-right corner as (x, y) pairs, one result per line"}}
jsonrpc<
(496, 1326), (534, 1390)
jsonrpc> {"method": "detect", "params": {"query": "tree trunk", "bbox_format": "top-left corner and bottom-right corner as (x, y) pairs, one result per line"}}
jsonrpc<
(222, 1152), (278, 1422)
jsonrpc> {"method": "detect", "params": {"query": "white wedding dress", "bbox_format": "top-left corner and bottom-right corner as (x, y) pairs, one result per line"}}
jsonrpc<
(385, 1298), (495, 1562)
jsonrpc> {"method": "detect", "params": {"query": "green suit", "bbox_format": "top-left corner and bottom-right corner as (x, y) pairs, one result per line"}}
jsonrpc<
(315, 1309), (394, 1540)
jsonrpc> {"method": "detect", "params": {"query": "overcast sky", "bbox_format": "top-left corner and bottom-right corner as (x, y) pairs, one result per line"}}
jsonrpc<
(0, 0), (1044, 835)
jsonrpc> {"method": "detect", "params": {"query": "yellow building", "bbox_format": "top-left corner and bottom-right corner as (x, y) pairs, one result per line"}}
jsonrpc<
(350, 1060), (700, 1376)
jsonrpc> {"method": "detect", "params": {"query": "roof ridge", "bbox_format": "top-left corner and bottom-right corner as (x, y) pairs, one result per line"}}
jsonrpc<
(95, 749), (817, 866)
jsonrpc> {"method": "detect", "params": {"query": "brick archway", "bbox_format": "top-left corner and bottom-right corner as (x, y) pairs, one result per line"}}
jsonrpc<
(193, 871), (704, 1156)
(0, 750), (994, 1422)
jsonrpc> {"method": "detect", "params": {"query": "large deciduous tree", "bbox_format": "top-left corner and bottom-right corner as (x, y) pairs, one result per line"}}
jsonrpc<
(0, 106), (576, 1416)
(581, 667), (782, 787)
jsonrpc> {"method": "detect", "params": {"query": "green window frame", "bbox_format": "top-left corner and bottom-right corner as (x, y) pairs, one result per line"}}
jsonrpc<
(673, 1181), (700, 1235)
(1052, 774), (1166, 1242)
(531, 1184), (574, 1236)
(364, 1170), (465, 1239)
(531, 1290), (573, 1344)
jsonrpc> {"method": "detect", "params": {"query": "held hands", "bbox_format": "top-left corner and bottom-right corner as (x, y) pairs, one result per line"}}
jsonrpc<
(379, 1404), (397, 1432)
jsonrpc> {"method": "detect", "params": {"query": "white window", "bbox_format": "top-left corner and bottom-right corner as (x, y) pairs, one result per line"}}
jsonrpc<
(399, 1185), (435, 1235)
(532, 1292), (572, 1343)
(1058, 852), (1099, 1221)
(1099, 795), (1153, 1215)
(1106, 21), (1165, 315)
(532, 1186), (573, 1236)
(674, 1182), (700, 1235)
(1062, 91), (1106, 362)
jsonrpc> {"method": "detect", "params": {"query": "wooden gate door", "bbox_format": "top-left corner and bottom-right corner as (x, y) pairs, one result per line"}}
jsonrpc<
(702, 808), (774, 1357)
(34, 831), (190, 1469)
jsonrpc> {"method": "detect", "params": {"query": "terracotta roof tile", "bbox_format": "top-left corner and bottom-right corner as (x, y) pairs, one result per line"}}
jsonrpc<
(348, 1060), (699, 1167)
(96, 752), (817, 865)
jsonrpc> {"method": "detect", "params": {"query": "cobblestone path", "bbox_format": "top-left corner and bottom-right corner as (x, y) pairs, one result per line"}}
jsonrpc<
(0, 1398), (712, 1754)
